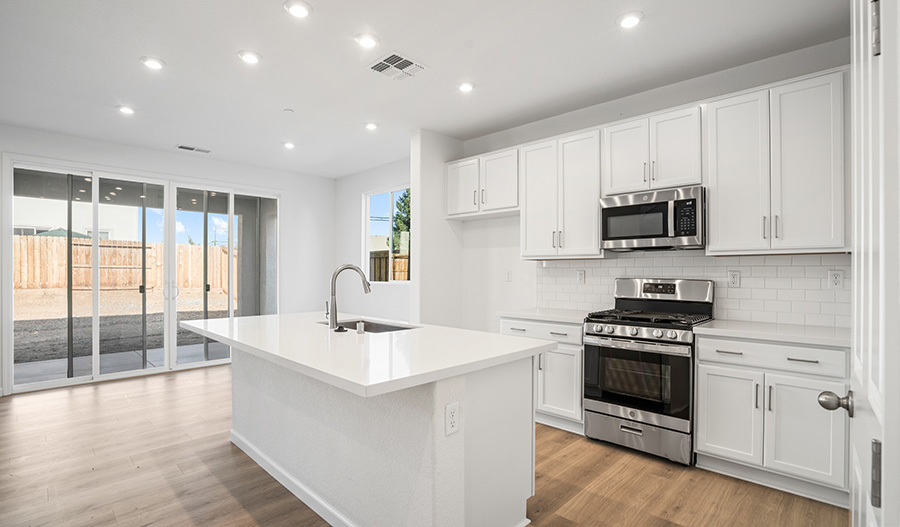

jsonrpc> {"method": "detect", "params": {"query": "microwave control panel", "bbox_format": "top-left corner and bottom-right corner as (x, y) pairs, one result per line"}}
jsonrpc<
(674, 199), (697, 237)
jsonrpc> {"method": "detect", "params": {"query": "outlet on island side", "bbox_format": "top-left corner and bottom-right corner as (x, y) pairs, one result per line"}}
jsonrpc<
(445, 402), (460, 436)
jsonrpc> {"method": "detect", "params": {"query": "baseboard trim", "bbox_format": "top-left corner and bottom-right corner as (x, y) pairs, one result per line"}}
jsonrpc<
(696, 454), (849, 509)
(536, 412), (584, 435)
(231, 429), (359, 527)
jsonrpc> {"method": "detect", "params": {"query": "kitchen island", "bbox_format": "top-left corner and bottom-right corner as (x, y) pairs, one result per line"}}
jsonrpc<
(181, 312), (556, 527)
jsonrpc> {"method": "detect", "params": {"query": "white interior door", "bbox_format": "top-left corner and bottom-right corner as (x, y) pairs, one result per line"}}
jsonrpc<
(848, 1), (899, 526)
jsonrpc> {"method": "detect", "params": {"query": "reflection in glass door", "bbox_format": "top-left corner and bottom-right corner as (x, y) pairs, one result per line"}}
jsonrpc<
(233, 195), (278, 318)
(175, 188), (230, 364)
(98, 178), (165, 374)
(12, 169), (93, 385)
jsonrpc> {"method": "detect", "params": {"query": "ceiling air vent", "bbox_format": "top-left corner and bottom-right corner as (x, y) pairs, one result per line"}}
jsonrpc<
(370, 52), (425, 80)
(176, 144), (211, 154)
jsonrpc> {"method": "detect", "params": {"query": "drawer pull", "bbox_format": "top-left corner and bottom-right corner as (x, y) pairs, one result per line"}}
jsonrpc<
(755, 383), (760, 409)
(549, 331), (568, 337)
(768, 385), (774, 412)
(509, 327), (527, 332)
(787, 357), (820, 364)
(715, 349), (744, 356)
(619, 425), (643, 436)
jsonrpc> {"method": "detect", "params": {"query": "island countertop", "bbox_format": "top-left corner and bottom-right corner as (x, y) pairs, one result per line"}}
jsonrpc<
(181, 312), (556, 397)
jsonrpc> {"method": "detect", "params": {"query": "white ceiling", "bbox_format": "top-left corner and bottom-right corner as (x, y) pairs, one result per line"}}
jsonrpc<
(0, 1), (849, 178)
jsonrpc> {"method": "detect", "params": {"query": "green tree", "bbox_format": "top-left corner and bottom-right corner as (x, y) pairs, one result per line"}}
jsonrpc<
(392, 189), (410, 254)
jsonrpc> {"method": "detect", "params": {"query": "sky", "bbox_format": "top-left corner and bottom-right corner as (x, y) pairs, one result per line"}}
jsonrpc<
(369, 189), (408, 238)
(147, 209), (231, 245)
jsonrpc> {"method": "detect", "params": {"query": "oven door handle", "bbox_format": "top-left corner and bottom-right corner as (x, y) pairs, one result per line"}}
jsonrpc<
(583, 336), (692, 357)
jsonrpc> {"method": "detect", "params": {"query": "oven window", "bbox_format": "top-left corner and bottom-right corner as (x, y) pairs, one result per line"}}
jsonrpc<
(607, 212), (665, 238)
(603, 358), (671, 403)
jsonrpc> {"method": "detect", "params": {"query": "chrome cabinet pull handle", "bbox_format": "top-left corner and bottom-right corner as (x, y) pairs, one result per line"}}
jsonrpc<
(620, 425), (643, 436)
(768, 385), (774, 412)
(787, 357), (820, 364)
(715, 349), (744, 356)
(651, 160), (656, 181)
(775, 215), (781, 238)
(552, 231), (557, 248)
(538, 354), (543, 370)
(509, 327), (526, 332)
(481, 189), (485, 204)
(549, 331), (568, 337)
(755, 383), (760, 409)
(473, 190), (477, 206)
(762, 216), (767, 240)
(643, 162), (647, 182)
(558, 231), (563, 248)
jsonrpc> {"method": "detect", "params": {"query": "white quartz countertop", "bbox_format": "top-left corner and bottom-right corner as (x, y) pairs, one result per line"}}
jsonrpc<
(694, 320), (851, 348)
(181, 312), (556, 397)
(497, 307), (587, 325)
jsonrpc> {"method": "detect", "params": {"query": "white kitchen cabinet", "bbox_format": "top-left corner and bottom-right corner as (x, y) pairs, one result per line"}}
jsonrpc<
(520, 131), (600, 259)
(770, 74), (844, 250)
(696, 364), (764, 466)
(447, 158), (480, 215)
(537, 343), (583, 422)
(601, 107), (701, 196)
(446, 148), (518, 218)
(706, 72), (845, 255)
(695, 334), (849, 492)
(764, 373), (847, 488)
(500, 316), (583, 433)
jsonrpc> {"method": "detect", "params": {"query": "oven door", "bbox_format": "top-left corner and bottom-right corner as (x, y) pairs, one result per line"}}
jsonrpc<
(583, 336), (692, 432)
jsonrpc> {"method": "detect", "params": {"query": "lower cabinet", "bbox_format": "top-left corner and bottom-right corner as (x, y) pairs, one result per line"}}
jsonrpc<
(536, 343), (582, 422)
(500, 317), (583, 432)
(696, 351), (848, 490)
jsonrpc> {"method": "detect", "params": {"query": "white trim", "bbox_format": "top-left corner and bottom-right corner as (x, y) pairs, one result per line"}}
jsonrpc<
(535, 411), (584, 435)
(230, 429), (359, 527)
(92, 170), (100, 378)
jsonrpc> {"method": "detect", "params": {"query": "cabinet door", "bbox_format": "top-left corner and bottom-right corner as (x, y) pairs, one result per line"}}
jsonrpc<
(696, 364), (764, 466)
(705, 91), (772, 253)
(536, 343), (582, 422)
(558, 130), (601, 257)
(650, 107), (701, 189)
(520, 141), (559, 257)
(770, 73), (844, 250)
(480, 148), (519, 212)
(447, 158), (480, 215)
(764, 373), (847, 488)
(601, 119), (649, 195)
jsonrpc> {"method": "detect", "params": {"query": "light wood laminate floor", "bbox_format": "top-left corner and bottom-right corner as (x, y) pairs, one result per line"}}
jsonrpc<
(0, 366), (848, 526)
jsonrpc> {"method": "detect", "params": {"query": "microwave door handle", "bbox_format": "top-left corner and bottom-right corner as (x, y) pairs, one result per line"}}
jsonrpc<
(667, 202), (675, 237)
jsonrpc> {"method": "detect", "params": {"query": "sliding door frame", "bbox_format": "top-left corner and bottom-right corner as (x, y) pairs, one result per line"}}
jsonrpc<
(2, 153), (282, 396)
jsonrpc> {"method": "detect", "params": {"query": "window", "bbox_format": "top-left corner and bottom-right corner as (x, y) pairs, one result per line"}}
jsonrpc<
(85, 229), (111, 240)
(366, 188), (410, 282)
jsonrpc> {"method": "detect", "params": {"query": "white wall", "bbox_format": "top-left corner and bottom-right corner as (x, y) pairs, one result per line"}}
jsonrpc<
(456, 38), (852, 332)
(0, 123), (336, 393)
(333, 158), (411, 322)
(410, 130), (464, 326)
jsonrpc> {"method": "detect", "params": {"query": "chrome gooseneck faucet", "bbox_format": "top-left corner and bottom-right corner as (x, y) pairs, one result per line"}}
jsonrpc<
(329, 264), (372, 330)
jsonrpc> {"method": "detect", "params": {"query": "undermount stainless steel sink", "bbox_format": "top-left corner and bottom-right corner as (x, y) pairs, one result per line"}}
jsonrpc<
(318, 320), (415, 333)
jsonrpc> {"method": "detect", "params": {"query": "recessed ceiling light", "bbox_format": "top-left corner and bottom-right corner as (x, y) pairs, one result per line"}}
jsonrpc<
(115, 186), (123, 191)
(210, 192), (216, 196)
(458, 82), (475, 93)
(355, 33), (379, 49)
(75, 197), (81, 201)
(139, 195), (146, 199)
(84, 177), (92, 182)
(365, 123), (378, 131)
(238, 50), (261, 64)
(78, 189), (86, 193)
(284, 142), (295, 149)
(140, 56), (165, 70)
(104, 196), (111, 200)
(617, 11), (644, 28)
(117, 105), (135, 115)
(109, 192), (117, 196)
(283, 0), (313, 18)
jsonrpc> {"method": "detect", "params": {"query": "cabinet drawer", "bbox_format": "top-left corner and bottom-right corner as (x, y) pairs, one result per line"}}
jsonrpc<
(501, 319), (582, 345)
(697, 337), (847, 378)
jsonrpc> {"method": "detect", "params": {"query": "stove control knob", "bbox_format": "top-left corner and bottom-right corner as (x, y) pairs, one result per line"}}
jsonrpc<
(666, 330), (678, 340)
(604, 325), (615, 334)
(627, 327), (639, 337)
(652, 329), (664, 338)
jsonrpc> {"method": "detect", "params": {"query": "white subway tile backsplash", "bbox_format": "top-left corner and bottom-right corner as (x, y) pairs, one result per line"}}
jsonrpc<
(536, 250), (852, 329)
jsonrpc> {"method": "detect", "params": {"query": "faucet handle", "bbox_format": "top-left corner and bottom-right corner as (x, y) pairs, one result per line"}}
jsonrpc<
(325, 300), (329, 319)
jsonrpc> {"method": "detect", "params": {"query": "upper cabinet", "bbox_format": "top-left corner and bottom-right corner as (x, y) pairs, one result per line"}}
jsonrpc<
(521, 130), (601, 259)
(447, 148), (518, 218)
(706, 72), (845, 255)
(601, 107), (701, 196)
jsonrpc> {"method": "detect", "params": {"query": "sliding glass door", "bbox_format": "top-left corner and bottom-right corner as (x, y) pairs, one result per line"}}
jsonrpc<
(233, 194), (278, 318)
(175, 188), (231, 365)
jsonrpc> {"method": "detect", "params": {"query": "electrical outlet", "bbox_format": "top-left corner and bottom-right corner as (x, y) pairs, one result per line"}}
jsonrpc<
(828, 270), (844, 289)
(445, 402), (460, 436)
(576, 269), (586, 284)
(728, 271), (741, 288)
(505, 270), (512, 282)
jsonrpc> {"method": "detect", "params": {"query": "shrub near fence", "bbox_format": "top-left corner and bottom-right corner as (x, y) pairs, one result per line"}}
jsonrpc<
(13, 235), (236, 291)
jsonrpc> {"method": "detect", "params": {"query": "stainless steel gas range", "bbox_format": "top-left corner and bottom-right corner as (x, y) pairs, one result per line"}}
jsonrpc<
(583, 278), (715, 465)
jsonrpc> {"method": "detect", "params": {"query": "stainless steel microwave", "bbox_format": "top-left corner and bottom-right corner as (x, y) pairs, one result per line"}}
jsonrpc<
(599, 186), (705, 251)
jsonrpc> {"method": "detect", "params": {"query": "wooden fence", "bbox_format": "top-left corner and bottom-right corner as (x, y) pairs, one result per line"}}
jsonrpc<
(369, 251), (409, 282)
(13, 235), (235, 290)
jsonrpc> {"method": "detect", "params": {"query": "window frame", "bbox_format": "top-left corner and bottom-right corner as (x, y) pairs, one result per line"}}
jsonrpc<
(363, 185), (410, 284)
